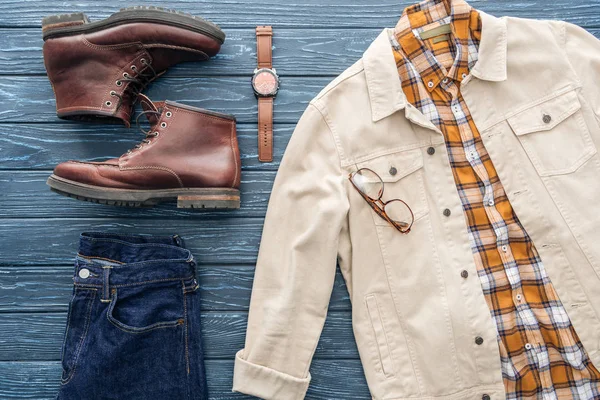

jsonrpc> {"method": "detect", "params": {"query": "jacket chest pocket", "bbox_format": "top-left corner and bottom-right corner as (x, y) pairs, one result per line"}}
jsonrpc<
(356, 148), (429, 226)
(507, 89), (597, 176)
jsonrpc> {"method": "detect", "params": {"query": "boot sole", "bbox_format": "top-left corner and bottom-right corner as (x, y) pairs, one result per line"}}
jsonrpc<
(42, 7), (225, 44)
(47, 175), (240, 209)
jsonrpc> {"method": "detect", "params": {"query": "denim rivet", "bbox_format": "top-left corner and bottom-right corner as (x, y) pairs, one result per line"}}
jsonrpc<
(78, 268), (90, 279)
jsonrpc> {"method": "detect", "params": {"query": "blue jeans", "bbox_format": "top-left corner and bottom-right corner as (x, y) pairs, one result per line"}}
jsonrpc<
(57, 232), (208, 400)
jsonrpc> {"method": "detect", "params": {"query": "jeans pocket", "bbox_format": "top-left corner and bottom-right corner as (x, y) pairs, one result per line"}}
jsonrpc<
(106, 281), (186, 334)
(61, 288), (96, 384)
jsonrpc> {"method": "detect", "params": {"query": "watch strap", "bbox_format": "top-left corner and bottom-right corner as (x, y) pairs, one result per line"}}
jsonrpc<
(258, 96), (274, 162)
(256, 26), (274, 163)
(256, 26), (273, 69)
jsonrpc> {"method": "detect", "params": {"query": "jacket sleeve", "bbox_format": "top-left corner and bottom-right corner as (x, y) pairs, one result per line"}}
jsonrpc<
(232, 101), (349, 400)
(561, 21), (600, 117)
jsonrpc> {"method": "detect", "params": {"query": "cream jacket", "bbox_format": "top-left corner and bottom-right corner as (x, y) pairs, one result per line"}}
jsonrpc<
(233, 11), (600, 400)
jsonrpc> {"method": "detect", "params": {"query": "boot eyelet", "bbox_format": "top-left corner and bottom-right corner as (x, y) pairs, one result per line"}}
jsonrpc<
(160, 122), (167, 128)
(116, 80), (122, 86)
(123, 72), (129, 78)
(154, 131), (160, 137)
(165, 111), (172, 118)
(140, 58), (147, 64)
(130, 65), (137, 71)
(110, 91), (117, 96)
(105, 101), (112, 107)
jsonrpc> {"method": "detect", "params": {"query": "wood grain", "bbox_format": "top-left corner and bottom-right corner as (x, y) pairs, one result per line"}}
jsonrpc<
(0, 123), (292, 171)
(0, 265), (351, 312)
(0, 311), (357, 361)
(0, 171), (275, 218)
(0, 219), (267, 265)
(0, 76), (326, 123)
(0, 360), (370, 400)
(3, 27), (599, 77)
(0, 28), (375, 77)
(0, 0), (598, 28)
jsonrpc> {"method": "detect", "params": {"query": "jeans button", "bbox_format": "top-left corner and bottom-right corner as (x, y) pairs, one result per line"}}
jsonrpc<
(78, 268), (90, 279)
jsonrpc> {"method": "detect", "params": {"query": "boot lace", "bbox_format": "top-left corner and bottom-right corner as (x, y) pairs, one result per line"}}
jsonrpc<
(123, 109), (163, 155)
(110, 59), (158, 111)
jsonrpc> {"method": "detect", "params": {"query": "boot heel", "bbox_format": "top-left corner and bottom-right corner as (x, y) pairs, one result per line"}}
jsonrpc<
(177, 190), (241, 209)
(42, 13), (90, 37)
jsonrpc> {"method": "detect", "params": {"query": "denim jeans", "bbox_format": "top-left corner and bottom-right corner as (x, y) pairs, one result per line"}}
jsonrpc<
(57, 232), (208, 400)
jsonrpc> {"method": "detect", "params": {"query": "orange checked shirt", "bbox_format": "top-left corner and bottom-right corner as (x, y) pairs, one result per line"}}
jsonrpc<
(391, 0), (600, 398)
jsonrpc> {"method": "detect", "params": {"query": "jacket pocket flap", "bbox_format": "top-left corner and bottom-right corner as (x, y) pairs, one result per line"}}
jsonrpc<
(357, 149), (424, 183)
(507, 90), (581, 136)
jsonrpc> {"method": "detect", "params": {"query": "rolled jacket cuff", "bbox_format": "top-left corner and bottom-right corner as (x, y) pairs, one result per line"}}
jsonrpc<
(232, 349), (311, 400)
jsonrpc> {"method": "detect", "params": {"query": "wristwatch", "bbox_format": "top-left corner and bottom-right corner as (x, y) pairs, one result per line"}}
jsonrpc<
(252, 26), (279, 163)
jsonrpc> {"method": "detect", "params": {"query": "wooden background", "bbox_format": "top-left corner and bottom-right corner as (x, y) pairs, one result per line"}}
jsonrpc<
(0, 1), (599, 398)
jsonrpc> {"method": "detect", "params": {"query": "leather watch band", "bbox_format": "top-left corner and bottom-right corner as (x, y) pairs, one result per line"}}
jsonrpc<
(256, 26), (274, 163)
(258, 97), (274, 162)
(256, 26), (273, 69)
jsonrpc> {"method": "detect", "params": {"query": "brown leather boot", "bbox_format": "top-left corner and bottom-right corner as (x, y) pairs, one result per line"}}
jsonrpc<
(47, 95), (241, 209)
(42, 7), (225, 127)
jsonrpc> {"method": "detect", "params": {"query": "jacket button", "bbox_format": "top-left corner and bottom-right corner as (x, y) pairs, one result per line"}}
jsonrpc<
(475, 336), (484, 345)
(443, 208), (451, 217)
(427, 147), (435, 155)
(460, 270), (469, 278)
(542, 114), (552, 124)
(389, 166), (397, 176)
(482, 395), (491, 400)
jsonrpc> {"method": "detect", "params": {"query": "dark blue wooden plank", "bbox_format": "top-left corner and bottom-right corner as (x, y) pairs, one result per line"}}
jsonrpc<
(0, 266), (351, 312)
(0, 218), (263, 265)
(0, 311), (357, 361)
(1, 0), (598, 28)
(0, 360), (370, 399)
(0, 76), (326, 123)
(0, 123), (292, 171)
(0, 171), (274, 218)
(3, 26), (600, 77)
(0, 28), (376, 77)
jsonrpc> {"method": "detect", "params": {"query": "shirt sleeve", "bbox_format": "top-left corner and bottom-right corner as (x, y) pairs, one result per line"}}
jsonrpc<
(232, 101), (350, 400)
(561, 21), (600, 118)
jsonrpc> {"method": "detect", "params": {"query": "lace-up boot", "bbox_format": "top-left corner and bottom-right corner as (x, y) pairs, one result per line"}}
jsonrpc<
(42, 7), (225, 127)
(47, 95), (241, 209)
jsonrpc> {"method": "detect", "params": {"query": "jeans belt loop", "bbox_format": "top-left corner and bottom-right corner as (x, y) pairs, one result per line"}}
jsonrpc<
(101, 265), (113, 303)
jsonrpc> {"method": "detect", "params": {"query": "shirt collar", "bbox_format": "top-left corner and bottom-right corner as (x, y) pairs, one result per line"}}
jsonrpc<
(363, 8), (507, 122)
(395, 0), (476, 92)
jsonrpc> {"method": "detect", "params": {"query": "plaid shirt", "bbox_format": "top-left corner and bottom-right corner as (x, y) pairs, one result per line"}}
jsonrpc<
(391, 0), (600, 398)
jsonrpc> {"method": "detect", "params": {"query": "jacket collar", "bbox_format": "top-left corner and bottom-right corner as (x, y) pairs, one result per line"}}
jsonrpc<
(363, 10), (507, 122)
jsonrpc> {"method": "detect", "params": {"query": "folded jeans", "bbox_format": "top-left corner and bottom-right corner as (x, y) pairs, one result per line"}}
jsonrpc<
(56, 232), (207, 400)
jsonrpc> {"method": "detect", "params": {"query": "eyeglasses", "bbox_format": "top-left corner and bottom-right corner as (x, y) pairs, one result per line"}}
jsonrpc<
(349, 168), (414, 234)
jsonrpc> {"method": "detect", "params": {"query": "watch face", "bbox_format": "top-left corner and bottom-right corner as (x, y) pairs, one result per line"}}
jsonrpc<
(252, 69), (279, 96)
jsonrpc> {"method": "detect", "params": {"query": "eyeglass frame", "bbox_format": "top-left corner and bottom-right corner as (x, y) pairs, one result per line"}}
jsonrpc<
(348, 167), (415, 234)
